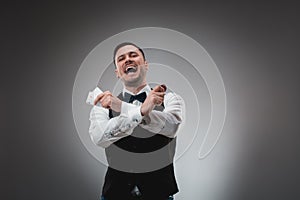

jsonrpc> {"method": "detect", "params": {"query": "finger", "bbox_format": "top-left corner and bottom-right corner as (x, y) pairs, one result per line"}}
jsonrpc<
(155, 96), (164, 105)
(94, 90), (112, 104)
(102, 100), (111, 109)
(101, 96), (112, 108)
(94, 93), (106, 105)
(155, 84), (166, 92)
(99, 93), (112, 105)
(152, 85), (162, 92)
(160, 84), (167, 92)
(152, 91), (165, 97)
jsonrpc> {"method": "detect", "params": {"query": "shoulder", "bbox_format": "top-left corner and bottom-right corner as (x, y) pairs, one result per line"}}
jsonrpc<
(164, 92), (184, 104)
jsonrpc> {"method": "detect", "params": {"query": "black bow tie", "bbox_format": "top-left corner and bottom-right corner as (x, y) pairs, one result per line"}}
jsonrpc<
(124, 92), (147, 103)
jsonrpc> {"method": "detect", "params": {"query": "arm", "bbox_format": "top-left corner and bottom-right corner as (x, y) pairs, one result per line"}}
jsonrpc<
(140, 92), (184, 138)
(89, 92), (143, 148)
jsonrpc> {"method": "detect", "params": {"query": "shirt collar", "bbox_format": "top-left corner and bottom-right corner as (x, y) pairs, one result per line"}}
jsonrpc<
(122, 84), (151, 97)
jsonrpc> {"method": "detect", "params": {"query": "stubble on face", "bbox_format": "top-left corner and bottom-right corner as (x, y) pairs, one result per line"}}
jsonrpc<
(115, 45), (148, 89)
(123, 66), (147, 87)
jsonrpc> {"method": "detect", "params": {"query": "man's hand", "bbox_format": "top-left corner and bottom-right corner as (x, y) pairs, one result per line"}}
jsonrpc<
(94, 91), (122, 112)
(140, 85), (166, 116)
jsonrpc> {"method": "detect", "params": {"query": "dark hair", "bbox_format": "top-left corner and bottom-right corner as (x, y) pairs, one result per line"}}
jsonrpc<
(113, 42), (146, 67)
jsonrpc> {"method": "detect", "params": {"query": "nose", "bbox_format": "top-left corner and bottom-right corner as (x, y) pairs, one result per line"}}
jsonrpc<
(124, 56), (133, 65)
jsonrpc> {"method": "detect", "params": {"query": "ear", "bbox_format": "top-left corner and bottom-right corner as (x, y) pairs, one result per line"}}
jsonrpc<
(114, 68), (119, 78)
(144, 61), (149, 70)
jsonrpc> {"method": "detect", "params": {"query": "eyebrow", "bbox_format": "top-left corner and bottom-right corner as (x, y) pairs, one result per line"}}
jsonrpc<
(117, 51), (139, 60)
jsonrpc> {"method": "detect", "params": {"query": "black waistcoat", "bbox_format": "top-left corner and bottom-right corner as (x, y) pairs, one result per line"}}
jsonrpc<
(102, 92), (178, 199)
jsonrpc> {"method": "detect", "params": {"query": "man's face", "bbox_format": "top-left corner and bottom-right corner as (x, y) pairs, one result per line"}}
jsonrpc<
(114, 45), (148, 87)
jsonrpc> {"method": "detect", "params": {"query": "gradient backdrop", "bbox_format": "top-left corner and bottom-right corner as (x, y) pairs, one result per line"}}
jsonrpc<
(3, 1), (300, 200)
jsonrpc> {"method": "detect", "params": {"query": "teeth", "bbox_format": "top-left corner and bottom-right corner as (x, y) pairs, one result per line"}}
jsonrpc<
(125, 66), (136, 73)
(126, 67), (133, 71)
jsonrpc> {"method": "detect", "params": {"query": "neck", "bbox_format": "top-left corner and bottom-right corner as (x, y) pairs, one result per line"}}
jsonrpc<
(125, 83), (147, 94)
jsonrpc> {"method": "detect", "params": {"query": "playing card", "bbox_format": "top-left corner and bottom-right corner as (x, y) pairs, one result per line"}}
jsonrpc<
(86, 87), (103, 106)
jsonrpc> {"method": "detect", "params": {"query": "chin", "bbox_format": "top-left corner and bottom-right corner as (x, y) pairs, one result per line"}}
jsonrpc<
(125, 78), (143, 87)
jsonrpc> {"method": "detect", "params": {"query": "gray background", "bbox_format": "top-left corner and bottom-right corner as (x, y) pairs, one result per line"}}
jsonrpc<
(3, 1), (300, 200)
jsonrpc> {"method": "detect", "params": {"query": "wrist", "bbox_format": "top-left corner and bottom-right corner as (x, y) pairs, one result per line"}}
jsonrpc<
(111, 98), (122, 112)
(140, 103), (154, 116)
(140, 106), (146, 116)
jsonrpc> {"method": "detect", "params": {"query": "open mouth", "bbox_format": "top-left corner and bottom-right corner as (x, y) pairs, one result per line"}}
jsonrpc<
(125, 66), (137, 74)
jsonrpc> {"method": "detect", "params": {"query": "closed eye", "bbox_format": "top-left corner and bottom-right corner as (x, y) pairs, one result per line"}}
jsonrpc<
(117, 51), (139, 63)
(117, 56), (125, 62)
(129, 52), (138, 57)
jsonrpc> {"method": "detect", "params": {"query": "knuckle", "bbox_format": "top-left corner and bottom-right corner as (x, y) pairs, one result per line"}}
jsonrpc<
(104, 91), (112, 95)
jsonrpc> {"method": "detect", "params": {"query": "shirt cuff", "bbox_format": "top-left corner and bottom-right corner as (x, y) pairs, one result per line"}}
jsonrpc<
(121, 102), (143, 124)
(140, 110), (166, 133)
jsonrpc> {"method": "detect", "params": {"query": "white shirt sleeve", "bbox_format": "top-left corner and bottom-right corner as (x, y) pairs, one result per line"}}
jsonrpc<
(139, 92), (185, 138)
(88, 102), (143, 148)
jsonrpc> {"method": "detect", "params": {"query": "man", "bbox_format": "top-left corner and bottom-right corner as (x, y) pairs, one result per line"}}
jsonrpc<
(88, 42), (184, 200)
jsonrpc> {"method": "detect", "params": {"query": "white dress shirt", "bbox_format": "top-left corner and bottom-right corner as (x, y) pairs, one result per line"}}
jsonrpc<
(88, 85), (184, 148)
